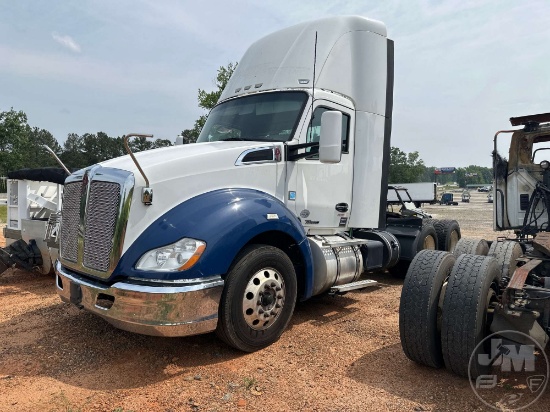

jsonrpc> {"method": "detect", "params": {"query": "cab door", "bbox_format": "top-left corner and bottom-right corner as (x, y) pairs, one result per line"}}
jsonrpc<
(287, 101), (354, 232)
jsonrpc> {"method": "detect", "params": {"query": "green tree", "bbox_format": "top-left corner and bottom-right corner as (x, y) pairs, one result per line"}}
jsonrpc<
(182, 62), (237, 143)
(0, 109), (30, 174)
(25, 127), (63, 169)
(389, 147), (426, 183)
(180, 129), (197, 145)
(153, 138), (173, 148)
(455, 165), (493, 187)
(60, 133), (86, 170)
(129, 136), (154, 152)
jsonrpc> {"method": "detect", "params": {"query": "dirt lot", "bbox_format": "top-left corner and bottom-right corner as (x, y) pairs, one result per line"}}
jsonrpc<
(1, 192), (548, 411)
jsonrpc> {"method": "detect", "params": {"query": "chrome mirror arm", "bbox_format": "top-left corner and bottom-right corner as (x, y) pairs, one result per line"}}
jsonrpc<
(42, 145), (70, 175)
(123, 133), (154, 205)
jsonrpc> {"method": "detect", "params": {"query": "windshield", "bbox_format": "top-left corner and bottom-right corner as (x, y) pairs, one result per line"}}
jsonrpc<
(197, 91), (308, 143)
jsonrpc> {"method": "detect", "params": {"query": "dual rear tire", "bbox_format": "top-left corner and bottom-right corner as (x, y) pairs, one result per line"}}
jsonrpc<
(400, 250), (500, 377)
(424, 219), (461, 252)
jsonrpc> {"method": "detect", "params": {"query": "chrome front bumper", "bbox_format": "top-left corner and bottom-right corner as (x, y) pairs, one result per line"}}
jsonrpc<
(55, 261), (224, 337)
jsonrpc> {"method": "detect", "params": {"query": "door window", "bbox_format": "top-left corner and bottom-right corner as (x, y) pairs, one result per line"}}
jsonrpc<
(305, 107), (349, 158)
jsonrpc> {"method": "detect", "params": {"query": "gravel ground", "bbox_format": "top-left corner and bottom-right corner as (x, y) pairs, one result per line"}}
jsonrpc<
(0, 191), (548, 411)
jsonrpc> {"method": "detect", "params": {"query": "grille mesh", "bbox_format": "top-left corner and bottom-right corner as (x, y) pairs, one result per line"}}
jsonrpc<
(83, 181), (121, 272)
(59, 183), (81, 262)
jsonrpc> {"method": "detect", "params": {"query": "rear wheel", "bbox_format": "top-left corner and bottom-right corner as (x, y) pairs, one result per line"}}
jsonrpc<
(452, 238), (489, 258)
(400, 250), (456, 368)
(390, 225), (437, 277)
(429, 219), (461, 252)
(441, 254), (500, 377)
(416, 224), (438, 253)
(216, 245), (297, 352)
(488, 240), (522, 279)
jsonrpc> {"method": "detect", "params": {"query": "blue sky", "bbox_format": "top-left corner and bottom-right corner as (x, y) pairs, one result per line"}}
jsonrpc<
(1, 0), (549, 167)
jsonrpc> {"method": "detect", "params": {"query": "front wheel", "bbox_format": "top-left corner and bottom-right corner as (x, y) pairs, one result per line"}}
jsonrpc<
(216, 244), (297, 352)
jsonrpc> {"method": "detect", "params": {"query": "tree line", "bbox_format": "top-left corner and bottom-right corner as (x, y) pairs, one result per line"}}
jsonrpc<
(388, 146), (493, 187)
(0, 109), (172, 176)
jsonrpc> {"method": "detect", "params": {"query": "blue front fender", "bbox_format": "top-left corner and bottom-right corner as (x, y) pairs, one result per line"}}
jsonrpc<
(113, 188), (314, 299)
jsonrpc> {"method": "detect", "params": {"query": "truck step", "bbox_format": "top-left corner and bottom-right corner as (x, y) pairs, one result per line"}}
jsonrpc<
(330, 279), (378, 294)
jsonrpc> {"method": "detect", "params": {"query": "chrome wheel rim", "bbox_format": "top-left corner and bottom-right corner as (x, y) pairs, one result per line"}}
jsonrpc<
(242, 268), (286, 330)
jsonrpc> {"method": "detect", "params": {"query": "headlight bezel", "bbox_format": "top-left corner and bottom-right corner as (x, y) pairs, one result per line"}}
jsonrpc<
(135, 237), (206, 272)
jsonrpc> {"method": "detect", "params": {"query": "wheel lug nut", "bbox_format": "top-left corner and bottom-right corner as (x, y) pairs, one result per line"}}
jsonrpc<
(264, 312), (270, 318)
(271, 282), (276, 287)
(277, 295), (283, 299)
(275, 304), (281, 308)
(257, 300), (262, 305)
(259, 292), (264, 296)
(259, 309), (264, 314)
(275, 287), (281, 291)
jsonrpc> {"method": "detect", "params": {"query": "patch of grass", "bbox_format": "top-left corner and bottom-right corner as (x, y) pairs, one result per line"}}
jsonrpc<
(49, 391), (83, 412)
(0, 205), (6, 224)
(243, 376), (257, 390)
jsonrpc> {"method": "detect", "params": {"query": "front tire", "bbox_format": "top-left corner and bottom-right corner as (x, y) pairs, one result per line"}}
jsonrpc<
(216, 244), (297, 352)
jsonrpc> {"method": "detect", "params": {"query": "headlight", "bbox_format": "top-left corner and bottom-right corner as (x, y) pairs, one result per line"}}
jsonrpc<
(136, 238), (206, 272)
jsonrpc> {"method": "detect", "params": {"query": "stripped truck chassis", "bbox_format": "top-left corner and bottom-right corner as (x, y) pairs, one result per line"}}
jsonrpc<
(400, 113), (550, 379)
(1, 167), (65, 276)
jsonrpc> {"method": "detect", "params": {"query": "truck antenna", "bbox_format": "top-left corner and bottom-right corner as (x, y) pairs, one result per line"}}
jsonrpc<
(312, 33), (317, 110)
(309, 31), (318, 131)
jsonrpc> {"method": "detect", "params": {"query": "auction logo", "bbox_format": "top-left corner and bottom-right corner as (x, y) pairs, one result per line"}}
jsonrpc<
(469, 331), (549, 410)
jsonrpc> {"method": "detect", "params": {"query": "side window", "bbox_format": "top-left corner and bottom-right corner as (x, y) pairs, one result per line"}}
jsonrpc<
(305, 107), (349, 158)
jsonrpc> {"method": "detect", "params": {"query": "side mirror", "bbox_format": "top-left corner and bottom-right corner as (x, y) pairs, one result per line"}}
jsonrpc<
(319, 111), (342, 164)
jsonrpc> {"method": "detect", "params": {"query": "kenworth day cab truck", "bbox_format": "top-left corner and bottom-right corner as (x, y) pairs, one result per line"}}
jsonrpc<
(54, 16), (454, 352)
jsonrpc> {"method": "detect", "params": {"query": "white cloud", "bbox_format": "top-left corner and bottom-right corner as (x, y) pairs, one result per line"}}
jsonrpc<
(52, 32), (81, 53)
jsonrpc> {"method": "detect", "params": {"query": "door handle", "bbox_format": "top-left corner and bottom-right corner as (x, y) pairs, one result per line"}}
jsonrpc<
(335, 203), (348, 212)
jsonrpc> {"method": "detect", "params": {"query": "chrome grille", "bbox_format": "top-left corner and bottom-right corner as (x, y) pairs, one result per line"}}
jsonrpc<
(83, 181), (121, 272)
(60, 182), (81, 262)
(58, 166), (134, 279)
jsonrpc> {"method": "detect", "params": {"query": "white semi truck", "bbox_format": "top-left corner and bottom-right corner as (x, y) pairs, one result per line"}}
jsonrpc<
(54, 16), (455, 352)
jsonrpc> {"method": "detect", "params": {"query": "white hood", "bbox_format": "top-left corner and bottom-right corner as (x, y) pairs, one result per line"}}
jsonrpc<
(101, 141), (270, 184)
(100, 141), (285, 254)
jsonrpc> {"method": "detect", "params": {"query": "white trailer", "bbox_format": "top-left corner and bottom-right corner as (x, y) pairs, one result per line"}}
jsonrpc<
(387, 182), (437, 206)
